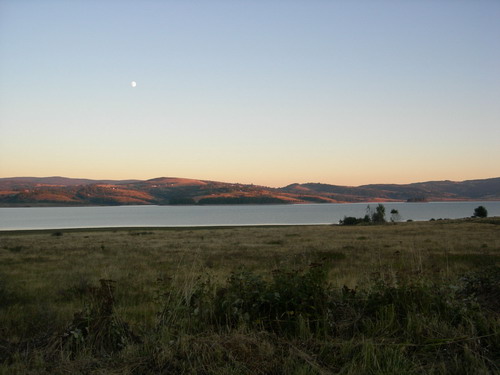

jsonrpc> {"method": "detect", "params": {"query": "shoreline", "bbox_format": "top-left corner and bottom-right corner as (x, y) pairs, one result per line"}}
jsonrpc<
(2, 217), (498, 234)
(0, 223), (332, 234)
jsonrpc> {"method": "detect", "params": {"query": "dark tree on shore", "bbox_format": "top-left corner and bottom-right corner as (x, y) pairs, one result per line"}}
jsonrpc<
(371, 204), (386, 224)
(473, 206), (488, 218)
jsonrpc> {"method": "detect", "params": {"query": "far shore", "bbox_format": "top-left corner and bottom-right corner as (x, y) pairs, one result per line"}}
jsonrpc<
(2, 198), (500, 208)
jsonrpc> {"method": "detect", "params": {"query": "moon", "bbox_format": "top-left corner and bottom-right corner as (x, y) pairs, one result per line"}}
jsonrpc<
(131, 81), (137, 88)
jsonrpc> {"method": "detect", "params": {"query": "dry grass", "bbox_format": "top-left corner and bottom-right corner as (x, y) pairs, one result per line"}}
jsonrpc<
(0, 218), (499, 374)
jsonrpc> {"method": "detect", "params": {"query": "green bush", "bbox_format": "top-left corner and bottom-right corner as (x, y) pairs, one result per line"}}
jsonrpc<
(213, 264), (330, 334)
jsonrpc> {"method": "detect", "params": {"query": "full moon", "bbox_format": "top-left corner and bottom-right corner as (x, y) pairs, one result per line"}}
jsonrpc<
(131, 81), (137, 88)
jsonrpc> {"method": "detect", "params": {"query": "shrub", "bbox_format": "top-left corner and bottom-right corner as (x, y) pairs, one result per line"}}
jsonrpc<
(458, 266), (500, 313)
(60, 279), (138, 355)
(339, 216), (363, 225)
(212, 264), (330, 334)
(473, 206), (488, 218)
(339, 215), (370, 225)
(213, 269), (268, 328)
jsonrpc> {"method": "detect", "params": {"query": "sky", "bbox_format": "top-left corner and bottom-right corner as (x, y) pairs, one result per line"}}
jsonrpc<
(0, 0), (499, 187)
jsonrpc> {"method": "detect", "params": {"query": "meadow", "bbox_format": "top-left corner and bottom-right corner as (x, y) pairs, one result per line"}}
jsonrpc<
(1, 218), (499, 374)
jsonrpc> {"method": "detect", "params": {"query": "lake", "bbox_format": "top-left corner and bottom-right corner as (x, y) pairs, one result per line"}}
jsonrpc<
(1, 201), (499, 230)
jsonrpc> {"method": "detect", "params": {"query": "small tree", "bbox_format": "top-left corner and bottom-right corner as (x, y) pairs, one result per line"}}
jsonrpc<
(473, 206), (488, 218)
(372, 203), (385, 224)
(390, 209), (402, 222)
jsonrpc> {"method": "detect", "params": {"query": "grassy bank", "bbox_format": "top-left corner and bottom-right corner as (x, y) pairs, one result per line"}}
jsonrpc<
(1, 219), (499, 374)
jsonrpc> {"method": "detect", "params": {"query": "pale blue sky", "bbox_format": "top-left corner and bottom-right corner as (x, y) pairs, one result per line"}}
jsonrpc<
(1, 0), (499, 186)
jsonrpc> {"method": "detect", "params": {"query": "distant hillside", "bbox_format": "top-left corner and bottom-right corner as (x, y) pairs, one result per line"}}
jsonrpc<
(283, 178), (500, 202)
(0, 176), (498, 206)
(0, 176), (138, 189)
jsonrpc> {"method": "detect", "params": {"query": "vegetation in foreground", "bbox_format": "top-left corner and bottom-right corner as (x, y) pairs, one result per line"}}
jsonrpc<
(0, 218), (499, 374)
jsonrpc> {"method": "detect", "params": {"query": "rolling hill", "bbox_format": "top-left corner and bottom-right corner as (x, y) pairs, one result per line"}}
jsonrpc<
(0, 176), (498, 206)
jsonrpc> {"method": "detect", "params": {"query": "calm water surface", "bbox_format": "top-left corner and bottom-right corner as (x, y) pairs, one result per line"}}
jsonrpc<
(1, 202), (499, 230)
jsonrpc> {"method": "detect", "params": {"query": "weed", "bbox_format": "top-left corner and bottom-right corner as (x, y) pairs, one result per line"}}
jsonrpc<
(60, 279), (139, 356)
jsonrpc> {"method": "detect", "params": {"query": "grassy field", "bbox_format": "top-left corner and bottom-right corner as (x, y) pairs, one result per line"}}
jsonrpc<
(1, 218), (499, 374)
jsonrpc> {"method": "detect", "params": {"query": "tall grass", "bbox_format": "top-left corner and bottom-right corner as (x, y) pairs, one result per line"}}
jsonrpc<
(0, 218), (499, 373)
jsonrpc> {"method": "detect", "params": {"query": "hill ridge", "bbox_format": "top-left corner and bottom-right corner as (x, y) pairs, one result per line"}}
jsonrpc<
(0, 176), (498, 206)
